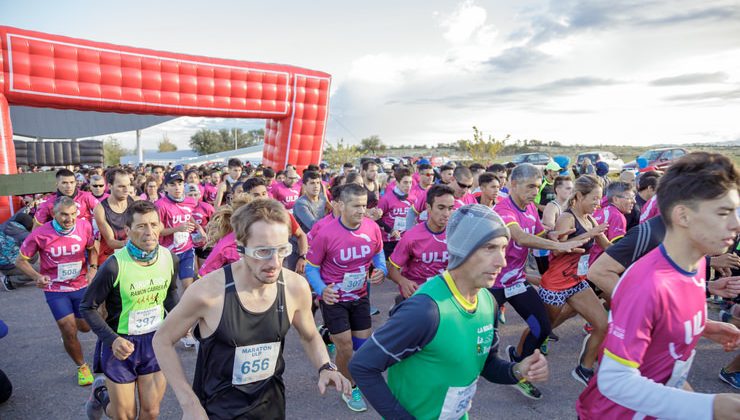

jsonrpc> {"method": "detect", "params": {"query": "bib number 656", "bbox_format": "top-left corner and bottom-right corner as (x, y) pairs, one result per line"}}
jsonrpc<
(241, 358), (270, 374)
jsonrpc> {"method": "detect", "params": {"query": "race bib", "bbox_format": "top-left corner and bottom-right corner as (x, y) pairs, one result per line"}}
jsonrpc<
(340, 271), (366, 293)
(393, 216), (407, 232)
(56, 261), (82, 282)
(128, 307), (162, 335)
(439, 380), (477, 420)
(504, 282), (527, 298)
(232, 341), (281, 385)
(666, 349), (695, 389)
(173, 231), (189, 247)
(577, 254), (590, 276)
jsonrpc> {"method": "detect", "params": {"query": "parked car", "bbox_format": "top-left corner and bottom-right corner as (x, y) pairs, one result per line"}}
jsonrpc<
(623, 147), (689, 171)
(576, 151), (624, 173)
(509, 152), (551, 168)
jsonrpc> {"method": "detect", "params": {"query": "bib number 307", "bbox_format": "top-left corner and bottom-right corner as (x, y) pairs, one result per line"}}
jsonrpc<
(232, 341), (281, 385)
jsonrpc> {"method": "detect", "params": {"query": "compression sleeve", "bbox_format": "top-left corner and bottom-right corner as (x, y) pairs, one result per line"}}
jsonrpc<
(480, 350), (518, 385)
(372, 251), (388, 276)
(163, 251), (180, 313)
(350, 294), (439, 419)
(80, 256), (121, 348)
(597, 355), (714, 420)
(405, 209), (418, 230)
(304, 264), (326, 295)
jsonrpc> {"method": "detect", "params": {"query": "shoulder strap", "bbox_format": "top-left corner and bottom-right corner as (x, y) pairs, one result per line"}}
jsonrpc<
(224, 264), (235, 290)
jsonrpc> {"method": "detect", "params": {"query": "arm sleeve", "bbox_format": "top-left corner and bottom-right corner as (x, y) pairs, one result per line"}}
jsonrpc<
(164, 251), (180, 313)
(405, 208), (418, 230)
(480, 350), (518, 385)
(376, 218), (393, 233)
(80, 257), (120, 348)
(597, 356), (714, 420)
(372, 251), (388, 276)
(304, 264), (326, 295)
(350, 295), (439, 420)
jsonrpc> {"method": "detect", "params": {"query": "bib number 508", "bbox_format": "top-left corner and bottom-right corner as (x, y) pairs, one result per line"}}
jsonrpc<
(241, 358), (270, 374)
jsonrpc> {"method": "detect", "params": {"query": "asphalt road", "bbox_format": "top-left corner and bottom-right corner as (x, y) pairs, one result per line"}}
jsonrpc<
(0, 278), (737, 419)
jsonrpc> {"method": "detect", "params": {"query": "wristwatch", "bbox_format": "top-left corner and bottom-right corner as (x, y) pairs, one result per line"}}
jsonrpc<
(512, 363), (523, 381)
(318, 362), (337, 375)
(89, 264), (98, 270)
(298, 254), (307, 260)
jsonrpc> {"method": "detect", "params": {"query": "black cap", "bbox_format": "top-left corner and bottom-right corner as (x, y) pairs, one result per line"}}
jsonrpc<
(164, 172), (184, 184)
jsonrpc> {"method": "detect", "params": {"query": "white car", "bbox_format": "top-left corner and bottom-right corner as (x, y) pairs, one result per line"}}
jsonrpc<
(576, 151), (624, 173)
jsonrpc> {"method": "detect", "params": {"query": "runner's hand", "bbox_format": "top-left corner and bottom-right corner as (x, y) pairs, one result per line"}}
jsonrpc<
(710, 253), (740, 270)
(370, 269), (385, 285)
(400, 279), (419, 298)
(112, 337), (135, 361)
(708, 276), (740, 298)
(516, 349), (548, 383)
(322, 284), (339, 305)
(547, 227), (575, 241)
(557, 237), (587, 254)
(390, 230), (401, 240)
(703, 321), (740, 352)
(35, 275), (51, 289)
(85, 267), (97, 283)
(295, 258), (306, 275)
(587, 223), (608, 238)
(318, 369), (352, 396)
(181, 401), (209, 420)
(186, 221), (197, 233)
(713, 394), (740, 420)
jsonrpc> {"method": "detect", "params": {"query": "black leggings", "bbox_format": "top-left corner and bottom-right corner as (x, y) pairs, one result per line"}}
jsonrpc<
(490, 284), (552, 360)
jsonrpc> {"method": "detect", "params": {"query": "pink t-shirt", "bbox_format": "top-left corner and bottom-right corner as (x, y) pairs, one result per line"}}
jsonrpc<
(307, 213), (336, 243)
(377, 191), (415, 242)
(410, 183), (428, 202)
(270, 182), (301, 210)
(639, 195), (660, 224)
(412, 189), (429, 222)
(192, 201), (215, 227)
(577, 246), (707, 419)
(198, 231), (240, 277)
(306, 217), (383, 302)
(34, 190), (98, 224)
(20, 219), (95, 292)
(156, 195), (197, 254)
(589, 204), (627, 264)
(389, 222), (448, 285)
(493, 196), (545, 288)
(454, 193), (478, 209)
(202, 183), (218, 204)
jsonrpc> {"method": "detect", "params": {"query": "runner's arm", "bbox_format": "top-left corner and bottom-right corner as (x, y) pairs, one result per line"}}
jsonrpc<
(371, 251), (388, 276)
(508, 222), (576, 251)
(164, 252), (180, 312)
(304, 264), (326, 295)
(480, 349), (518, 385)
(286, 273), (333, 368)
(405, 207), (418, 230)
(292, 200), (314, 233)
(94, 204), (125, 249)
(293, 226), (308, 257)
(79, 257), (121, 347)
(349, 295), (439, 419)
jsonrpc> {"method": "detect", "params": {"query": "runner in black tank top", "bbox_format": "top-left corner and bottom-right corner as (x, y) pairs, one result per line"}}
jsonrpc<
(193, 264), (290, 419)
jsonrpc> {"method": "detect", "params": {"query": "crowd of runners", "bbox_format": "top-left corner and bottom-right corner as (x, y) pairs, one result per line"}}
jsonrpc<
(1, 151), (739, 419)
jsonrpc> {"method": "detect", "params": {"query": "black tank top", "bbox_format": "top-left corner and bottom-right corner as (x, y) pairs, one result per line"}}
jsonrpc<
(101, 197), (134, 241)
(193, 264), (290, 420)
(566, 209), (595, 252)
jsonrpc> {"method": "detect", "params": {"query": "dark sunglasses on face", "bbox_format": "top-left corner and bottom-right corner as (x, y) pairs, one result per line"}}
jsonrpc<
(456, 181), (473, 189)
(92, 184), (105, 188)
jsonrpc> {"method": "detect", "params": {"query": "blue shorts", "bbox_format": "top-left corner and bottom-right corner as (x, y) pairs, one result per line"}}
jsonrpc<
(44, 288), (87, 321)
(177, 249), (195, 280)
(100, 332), (160, 384)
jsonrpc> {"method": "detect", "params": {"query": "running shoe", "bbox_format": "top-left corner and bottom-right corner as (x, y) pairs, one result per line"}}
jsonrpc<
(1, 274), (15, 291)
(78, 363), (94, 386)
(539, 338), (549, 356)
(572, 365), (595, 387)
(180, 334), (197, 349)
(506, 345), (520, 363)
(498, 306), (506, 324)
(719, 368), (740, 390)
(342, 386), (368, 412)
(578, 334), (590, 366)
(370, 306), (381, 316)
(85, 376), (108, 420)
(720, 310), (733, 323)
(327, 343), (336, 357)
(511, 379), (542, 400)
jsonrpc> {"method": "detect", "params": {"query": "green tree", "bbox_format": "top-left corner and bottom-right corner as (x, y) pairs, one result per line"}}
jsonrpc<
(359, 135), (386, 155)
(190, 128), (226, 155)
(457, 127), (507, 165)
(158, 134), (178, 152)
(189, 128), (265, 155)
(323, 138), (362, 169)
(103, 136), (130, 166)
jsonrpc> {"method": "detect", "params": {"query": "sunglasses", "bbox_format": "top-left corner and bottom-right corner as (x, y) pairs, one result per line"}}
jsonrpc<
(422, 173), (434, 177)
(456, 181), (473, 189)
(91, 184), (105, 188)
(237, 243), (293, 260)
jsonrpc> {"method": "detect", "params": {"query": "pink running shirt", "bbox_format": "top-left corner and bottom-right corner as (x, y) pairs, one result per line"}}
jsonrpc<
(306, 217), (383, 302)
(270, 182), (301, 210)
(590, 204), (627, 264)
(639, 195), (660, 224)
(34, 190), (98, 224)
(389, 222), (448, 285)
(202, 183), (218, 204)
(20, 219), (95, 292)
(493, 196), (545, 288)
(307, 213), (336, 243)
(577, 245), (707, 419)
(156, 195), (197, 254)
(198, 231), (240, 277)
(377, 191), (415, 242)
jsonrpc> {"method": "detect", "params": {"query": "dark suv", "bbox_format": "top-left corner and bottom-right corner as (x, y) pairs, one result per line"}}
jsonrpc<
(623, 147), (689, 171)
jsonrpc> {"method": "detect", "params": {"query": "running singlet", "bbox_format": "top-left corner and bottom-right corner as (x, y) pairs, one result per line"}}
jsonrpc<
(193, 265), (290, 420)
(20, 219), (94, 292)
(156, 195), (197, 254)
(389, 222), (448, 285)
(270, 182), (301, 210)
(577, 245), (707, 419)
(99, 197), (134, 263)
(589, 204), (627, 264)
(112, 246), (174, 335)
(34, 190), (98, 224)
(539, 211), (594, 291)
(493, 197), (545, 288)
(639, 195), (660, 224)
(377, 190), (414, 242)
(198, 232), (239, 277)
(306, 217), (382, 302)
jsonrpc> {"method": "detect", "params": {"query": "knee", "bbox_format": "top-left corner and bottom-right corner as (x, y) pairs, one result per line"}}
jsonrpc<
(110, 404), (136, 420)
(58, 323), (77, 340)
(77, 321), (91, 333)
(139, 406), (160, 420)
(333, 335), (353, 353)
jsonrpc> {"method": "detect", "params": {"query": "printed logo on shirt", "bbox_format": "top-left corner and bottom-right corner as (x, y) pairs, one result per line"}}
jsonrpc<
(50, 244), (82, 258)
(422, 251), (449, 264)
(339, 246), (372, 261)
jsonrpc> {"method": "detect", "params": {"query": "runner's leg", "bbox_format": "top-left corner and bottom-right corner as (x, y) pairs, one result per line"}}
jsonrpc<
(507, 286), (551, 358)
(105, 379), (137, 420)
(57, 314), (84, 365)
(136, 371), (167, 420)
(567, 287), (608, 368)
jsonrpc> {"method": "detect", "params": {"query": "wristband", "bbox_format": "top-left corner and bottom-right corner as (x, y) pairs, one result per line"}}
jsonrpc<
(318, 362), (337, 375)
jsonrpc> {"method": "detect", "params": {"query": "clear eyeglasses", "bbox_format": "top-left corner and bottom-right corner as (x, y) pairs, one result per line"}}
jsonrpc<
(237, 243), (293, 260)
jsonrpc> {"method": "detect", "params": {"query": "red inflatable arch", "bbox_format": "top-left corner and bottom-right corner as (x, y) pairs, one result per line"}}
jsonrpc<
(0, 26), (331, 221)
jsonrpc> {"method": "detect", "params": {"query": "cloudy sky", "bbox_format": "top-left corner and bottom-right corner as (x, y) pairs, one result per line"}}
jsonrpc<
(3, 0), (740, 150)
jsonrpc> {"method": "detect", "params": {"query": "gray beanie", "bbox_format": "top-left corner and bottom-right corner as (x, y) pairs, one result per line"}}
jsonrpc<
(446, 204), (510, 270)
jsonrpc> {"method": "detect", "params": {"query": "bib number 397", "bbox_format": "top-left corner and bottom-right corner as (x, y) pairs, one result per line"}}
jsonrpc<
(232, 341), (281, 385)
(128, 307), (162, 335)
